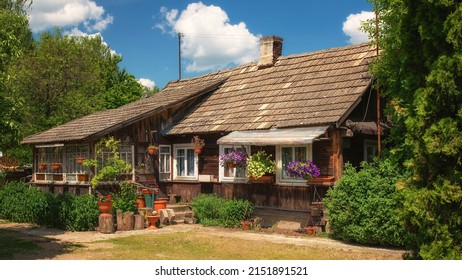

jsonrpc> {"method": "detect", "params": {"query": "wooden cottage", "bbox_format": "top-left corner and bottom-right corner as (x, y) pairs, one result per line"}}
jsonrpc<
(21, 36), (381, 227)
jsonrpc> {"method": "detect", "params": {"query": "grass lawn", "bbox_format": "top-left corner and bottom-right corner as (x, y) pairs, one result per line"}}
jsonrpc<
(0, 227), (404, 260)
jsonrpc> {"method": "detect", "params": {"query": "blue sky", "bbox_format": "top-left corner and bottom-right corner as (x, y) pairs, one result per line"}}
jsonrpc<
(26, 0), (374, 89)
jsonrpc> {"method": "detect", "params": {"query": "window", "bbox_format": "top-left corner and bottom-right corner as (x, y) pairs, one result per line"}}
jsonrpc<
(219, 145), (250, 182)
(34, 144), (90, 182)
(173, 144), (198, 180)
(276, 145), (312, 184)
(159, 145), (171, 181)
(364, 140), (378, 162)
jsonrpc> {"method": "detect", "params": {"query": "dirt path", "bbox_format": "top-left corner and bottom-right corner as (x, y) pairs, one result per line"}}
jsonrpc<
(0, 220), (405, 259)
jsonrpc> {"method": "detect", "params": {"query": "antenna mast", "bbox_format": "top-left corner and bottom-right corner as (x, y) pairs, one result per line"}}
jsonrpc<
(178, 32), (182, 80)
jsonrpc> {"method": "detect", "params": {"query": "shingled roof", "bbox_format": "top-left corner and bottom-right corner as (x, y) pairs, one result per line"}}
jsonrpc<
(165, 43), (376, 135)
(21, 42), (376, 145)
(21, 79), (225, 144)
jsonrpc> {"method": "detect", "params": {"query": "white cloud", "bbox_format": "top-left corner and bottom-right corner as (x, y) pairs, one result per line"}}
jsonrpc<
(343, 11), (375, 44)
(157, 2), (259, 72)
(138, 78), (156, 90)
(28, 0), (113, 33)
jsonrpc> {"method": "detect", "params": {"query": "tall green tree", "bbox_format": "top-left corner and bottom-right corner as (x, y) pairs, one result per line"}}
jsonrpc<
(370, 0), (462, 259)
(0, 0), (33, 155)
(8, 29), (144, 137)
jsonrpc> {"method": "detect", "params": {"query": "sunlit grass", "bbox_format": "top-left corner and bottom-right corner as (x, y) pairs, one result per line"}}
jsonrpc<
(68, 232), (403, 260)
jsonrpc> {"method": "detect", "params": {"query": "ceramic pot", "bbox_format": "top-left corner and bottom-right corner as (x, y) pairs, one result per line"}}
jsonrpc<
(146, 215), (160, 229)
(136, 196), (146, 208)
(154, 199), (167, 212)
(97, 201), (113, 214)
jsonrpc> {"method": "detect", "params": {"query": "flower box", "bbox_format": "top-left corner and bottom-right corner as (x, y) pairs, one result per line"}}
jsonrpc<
(248, 175), (274, 183)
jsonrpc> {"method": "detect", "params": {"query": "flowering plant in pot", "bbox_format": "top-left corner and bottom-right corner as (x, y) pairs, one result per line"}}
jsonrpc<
(191, 135), (205, 154)
(246, 150), (276, 179)
(97, 194), (113, 214)
(285, 160), (320, 180)
(219, 149), (248, 168)
(146, 145), (158, 155)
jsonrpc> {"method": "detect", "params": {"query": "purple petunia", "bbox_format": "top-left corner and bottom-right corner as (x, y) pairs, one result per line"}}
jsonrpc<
(285, 160), (320, 180)
(219, 149), (248, 167)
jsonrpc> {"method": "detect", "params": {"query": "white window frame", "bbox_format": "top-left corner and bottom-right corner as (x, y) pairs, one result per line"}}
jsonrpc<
(159, 145), (171, 181)
(173, 144), (198, 181)
(364, 140), (378, 162)
(276, 144), (313, 185)
(219, 145), (250, 183)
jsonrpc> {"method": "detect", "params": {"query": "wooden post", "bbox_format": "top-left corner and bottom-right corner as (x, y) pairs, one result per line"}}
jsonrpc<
(98, 213), (114, 234)
(134, 214), (145, 230)
(116, 210), (135, 231)
(332, 129), (344, 181)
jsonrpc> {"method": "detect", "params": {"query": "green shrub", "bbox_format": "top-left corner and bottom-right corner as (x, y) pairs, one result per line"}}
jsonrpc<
(191, 194), (224, 226)
(324, 158), (409, 247)
(221, 199), (254, 227)
(0, 170), (6, 186)
(191, 194), (254, 227)
(0, 181), (98, 231)
(68, 194), (99, 231)
(0, 181), (28, 221)
(111, 182), (137, 214)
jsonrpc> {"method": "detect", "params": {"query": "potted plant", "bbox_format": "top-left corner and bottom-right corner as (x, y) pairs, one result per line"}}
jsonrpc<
(75, 155), (85, 165)
(38, 162), (48, 171)
(219, 149), (248, 169)
(51, 147), (62, 171)
(38, 148), (47, 171)
(246, 150), (276, 180)
(97, 194), (113, 214)
(285, 160), (320, 182)
(135, 188), (145, 208)
(146, 210), (160, 230)
(147, 145), (158, 155)
(191, 135), (205, 154)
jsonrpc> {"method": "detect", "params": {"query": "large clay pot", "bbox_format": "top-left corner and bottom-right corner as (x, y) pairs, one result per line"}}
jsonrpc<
(146, 215), (160, 229)
(154, 199), (167, 212)
(97, 201), (113, 214)
(136, 196), (146, 208)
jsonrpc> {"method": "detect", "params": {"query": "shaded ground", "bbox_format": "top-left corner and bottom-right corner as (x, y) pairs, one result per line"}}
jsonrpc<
(0, 220), (405, 260)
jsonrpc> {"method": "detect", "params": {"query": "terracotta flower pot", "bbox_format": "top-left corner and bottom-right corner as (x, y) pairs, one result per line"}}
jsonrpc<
(136, 196), (146, 208)
(194, 147), (202, 154)
(241, 220), (252, 230)
(304, 226), (316, 236)
(146, 215), (160, 229)
(154, 199), (167, 212)
(147, 148), (157, 155)
(227, 162), (236, 169)
(38, 163), (47, 171)
(76, 157), (85, 165)
(97, 201), (113, 214)
(51, 163), (62, 171)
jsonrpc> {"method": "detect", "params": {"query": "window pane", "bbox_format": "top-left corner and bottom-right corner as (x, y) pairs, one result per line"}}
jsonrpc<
(294, 147), (306, 161)
(281, 147), (292, 179)
(177, 149), (185, 176)
(187, 149), (195, 176)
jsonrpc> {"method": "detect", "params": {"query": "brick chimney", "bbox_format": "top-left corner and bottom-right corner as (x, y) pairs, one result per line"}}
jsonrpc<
(257, 35), (283, 69)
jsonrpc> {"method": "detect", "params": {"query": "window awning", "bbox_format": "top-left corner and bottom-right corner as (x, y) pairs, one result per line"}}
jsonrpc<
(217, 126), (329, 145)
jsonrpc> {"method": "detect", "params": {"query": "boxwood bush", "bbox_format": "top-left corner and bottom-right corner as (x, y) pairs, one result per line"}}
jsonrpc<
(324, 158), (409, 247)
(191, 194), (254, 227)
(0, 181), (99, 231)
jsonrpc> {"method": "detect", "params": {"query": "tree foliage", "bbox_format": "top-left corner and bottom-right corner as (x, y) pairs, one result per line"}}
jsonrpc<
(1, 10), (145, 164)
(0, 0), (33, 153)
(369, 0), (462, 259)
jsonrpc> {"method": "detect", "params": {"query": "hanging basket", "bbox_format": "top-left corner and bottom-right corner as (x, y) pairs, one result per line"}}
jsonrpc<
(38, 163), (48, 171)
(194, 147), (202, 154)
(51, 163), (62, 171)
(75, 157), (85, 165)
